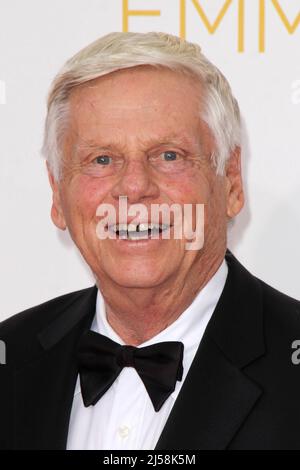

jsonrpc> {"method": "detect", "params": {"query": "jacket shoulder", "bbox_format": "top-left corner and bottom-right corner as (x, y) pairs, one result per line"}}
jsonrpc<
(255, 278), (300, 366)
(0, 286), (95, 342)
(259, 278), (300, 332)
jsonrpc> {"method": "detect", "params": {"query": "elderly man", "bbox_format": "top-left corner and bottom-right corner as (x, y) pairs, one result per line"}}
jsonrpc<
(0, 32), (300, 451)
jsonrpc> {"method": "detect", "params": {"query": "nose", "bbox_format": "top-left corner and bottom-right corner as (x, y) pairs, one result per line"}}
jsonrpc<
(111, 156), (160, 204)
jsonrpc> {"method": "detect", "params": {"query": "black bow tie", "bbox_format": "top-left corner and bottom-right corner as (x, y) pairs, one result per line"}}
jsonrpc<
(76, 330), (184, 412)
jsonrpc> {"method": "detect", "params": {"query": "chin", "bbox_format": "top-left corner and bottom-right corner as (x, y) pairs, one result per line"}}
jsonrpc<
(109, 270), (170, 289)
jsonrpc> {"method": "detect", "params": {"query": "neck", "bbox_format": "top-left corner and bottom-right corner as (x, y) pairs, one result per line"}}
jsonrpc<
(96, 248), (226, 346)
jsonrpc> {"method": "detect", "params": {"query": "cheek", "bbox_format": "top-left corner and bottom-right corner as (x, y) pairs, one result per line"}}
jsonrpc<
(161, 173), (211, 204)
(62, 175), (111, 223)
(205, 181), (227, 228)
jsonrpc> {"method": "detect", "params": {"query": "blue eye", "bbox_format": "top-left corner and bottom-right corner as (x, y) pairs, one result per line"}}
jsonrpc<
(95, 155), (111, 165)
(162, 151), (178, 161)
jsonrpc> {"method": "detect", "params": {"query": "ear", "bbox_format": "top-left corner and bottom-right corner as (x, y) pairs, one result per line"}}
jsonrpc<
(225, 147), (244, 219)
(46, 161), (67, 230)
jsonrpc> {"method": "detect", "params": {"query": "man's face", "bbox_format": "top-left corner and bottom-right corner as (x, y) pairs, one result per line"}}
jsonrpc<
(49, 66), (243, 288)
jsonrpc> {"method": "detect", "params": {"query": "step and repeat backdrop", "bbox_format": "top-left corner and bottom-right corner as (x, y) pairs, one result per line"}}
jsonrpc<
(0, 0), (299, 319)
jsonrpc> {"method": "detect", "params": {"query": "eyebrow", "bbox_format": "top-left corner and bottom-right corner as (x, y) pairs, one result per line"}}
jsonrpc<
(74, 133), (200, 154)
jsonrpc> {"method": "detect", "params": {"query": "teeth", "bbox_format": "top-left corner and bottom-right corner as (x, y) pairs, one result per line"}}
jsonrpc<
(110, 223), (169, 232)
(128, 224), (138, 232)
(128, 232), (148, 240)
(110, 223), (127, 233)
(139, 223), (151, 231)
(109, 223), (169, 239)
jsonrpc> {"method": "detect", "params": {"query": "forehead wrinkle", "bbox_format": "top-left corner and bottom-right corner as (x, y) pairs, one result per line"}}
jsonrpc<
(134, 131), (204, 152)
(76, 132), (200, 150)
(73, 134), (128, 155)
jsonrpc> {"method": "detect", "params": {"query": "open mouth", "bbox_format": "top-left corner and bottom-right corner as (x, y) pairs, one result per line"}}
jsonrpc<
(108, 223), (171, 240)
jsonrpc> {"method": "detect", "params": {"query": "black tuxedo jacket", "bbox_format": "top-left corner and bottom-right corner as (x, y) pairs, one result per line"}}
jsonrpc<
(1, 250), (300, 450)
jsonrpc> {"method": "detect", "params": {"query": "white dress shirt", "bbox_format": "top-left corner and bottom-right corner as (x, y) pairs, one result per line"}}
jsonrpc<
(67, 259), (228, 450)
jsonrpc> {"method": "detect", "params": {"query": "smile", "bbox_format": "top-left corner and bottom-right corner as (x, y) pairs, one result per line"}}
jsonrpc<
(108, 223), (171, 240)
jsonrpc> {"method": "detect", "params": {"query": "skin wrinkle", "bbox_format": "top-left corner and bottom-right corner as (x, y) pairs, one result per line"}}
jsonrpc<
(64, 129), (210, 191)
(48, 66), (244, 345)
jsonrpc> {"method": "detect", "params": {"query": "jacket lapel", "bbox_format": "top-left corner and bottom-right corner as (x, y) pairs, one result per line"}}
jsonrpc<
(14, 286), (98, 449)
(155, 250), (265, 450)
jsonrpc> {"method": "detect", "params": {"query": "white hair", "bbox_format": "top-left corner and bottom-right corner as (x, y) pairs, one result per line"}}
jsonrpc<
(42, 31), (241, 180)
